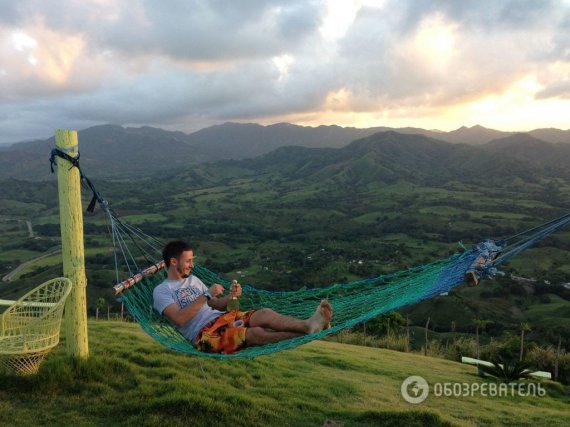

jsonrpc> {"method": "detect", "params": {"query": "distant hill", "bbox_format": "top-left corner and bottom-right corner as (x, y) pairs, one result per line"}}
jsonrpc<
(528, 128), (570, 144)
(184, 122), (545, 155)
(244, 131), (570, 186)
(246, 132), (459, 185)
(0, 123), (384, 180)
(1, 122), (568, 180)
(480, 134), (570, 179)
(184, 122), (380, 158)
(435, 125), (511, 145)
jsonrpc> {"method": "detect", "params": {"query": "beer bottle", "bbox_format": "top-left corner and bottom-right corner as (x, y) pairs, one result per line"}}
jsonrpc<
(227, 280), (240, 312)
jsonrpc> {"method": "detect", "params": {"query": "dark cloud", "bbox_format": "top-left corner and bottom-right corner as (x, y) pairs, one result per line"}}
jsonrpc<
(0, 0), (324, 61)
(60, 57), (332, 124)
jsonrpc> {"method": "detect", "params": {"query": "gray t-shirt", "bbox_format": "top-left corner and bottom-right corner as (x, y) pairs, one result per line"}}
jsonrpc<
(153, 275), (223, 342)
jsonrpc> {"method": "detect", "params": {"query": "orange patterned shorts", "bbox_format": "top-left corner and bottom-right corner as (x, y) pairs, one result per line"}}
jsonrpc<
(195, 310), (255, 354)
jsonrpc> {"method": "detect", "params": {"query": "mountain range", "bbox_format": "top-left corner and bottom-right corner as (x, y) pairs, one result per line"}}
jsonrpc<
(0, 122), (569, 180)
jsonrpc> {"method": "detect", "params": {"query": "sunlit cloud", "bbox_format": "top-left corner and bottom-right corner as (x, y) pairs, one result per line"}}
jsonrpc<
(272, 54), (295, 80)
(323, 88), (353, 111)
(11, 30), (36, 51)
(319, 0), (360, 41)
(464, 75), (570, 131)
(407, 13), (458, 76)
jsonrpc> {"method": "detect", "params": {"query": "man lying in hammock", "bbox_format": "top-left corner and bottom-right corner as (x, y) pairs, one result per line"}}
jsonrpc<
(153, 240), (333, 354)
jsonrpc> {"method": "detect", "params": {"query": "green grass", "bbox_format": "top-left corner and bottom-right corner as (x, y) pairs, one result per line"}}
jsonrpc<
(8, 247), (113, 281)
(120, 213), (169, 224)
(506, 248), (570, 276)
(1, 321), (568, 427)
(0, 249), (42, 263)
(525, 302), (570, 329)
(33, 215), (61, 225)
(0, 199), (47, 214)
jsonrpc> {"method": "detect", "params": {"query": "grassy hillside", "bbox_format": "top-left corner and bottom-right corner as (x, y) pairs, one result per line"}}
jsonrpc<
(0, 321), (567, 427)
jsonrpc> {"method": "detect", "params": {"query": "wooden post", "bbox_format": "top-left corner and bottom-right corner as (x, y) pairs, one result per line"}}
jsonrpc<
(554, 335), (561, 381)
(55, 129), (89, 359)
(476, 323), (480, 359)
(424, 317), (430, 356)
(405, 314), (410, 353)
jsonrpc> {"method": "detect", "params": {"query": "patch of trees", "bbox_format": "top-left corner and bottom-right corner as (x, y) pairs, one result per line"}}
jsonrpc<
(20, 238), (55, 252)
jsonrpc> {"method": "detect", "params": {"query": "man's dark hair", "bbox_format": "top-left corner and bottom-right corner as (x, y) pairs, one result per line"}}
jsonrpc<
(163, 240), (193, 267)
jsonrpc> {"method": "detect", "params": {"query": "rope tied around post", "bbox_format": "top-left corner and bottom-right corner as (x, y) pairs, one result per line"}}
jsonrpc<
(50, 148), (107, 213)
(49, 147), (80, 172)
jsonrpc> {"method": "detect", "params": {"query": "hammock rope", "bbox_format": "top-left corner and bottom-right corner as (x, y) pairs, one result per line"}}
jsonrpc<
(49, 149), (570, 359)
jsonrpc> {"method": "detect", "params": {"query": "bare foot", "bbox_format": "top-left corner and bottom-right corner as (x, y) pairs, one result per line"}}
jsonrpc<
(308, 300), (333, 333)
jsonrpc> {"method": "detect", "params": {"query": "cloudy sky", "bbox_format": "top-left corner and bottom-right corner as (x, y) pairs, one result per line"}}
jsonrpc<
(1, 0), (569, 144)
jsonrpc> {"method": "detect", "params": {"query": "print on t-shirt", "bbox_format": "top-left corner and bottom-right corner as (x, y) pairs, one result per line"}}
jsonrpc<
(174, 287), (202, 308)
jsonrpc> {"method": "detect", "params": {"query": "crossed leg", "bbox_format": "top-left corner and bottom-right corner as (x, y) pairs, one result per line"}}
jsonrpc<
(245, 300), (333, 346)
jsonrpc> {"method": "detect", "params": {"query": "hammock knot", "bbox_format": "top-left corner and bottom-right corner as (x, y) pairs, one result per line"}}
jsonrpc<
(49, 147), (81, 173)
(49, 148), (107, 214)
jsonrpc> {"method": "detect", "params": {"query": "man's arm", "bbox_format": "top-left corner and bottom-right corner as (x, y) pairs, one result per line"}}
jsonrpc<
(207, 282), (242, 311)
(162, 283), (224, 327)
(207, 295), (231, 311)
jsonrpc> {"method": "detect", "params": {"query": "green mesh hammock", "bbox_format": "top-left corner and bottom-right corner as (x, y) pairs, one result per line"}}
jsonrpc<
(113, 213), (570, 359)
(116, 246), (482, 359)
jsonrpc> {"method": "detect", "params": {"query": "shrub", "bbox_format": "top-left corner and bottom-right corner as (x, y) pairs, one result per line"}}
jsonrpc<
(538, 294), (551, 304)
(527, 345), (570, 385)
(527, 345), (557, 371)
(445, 337), (477, 362)
(330, 330), (410, 352)
(421, 339), (444, 358)
(480, 338), (507, 361)
(375, 334), (409, 352)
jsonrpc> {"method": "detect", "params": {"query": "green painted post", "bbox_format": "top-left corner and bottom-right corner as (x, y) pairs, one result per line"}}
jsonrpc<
(55, 129), (89, 358)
